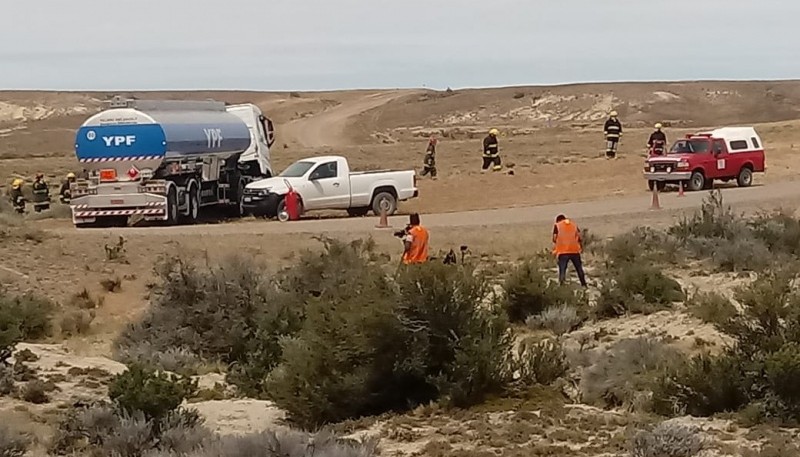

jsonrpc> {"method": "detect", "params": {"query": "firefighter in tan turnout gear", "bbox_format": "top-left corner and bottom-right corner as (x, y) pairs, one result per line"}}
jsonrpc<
(604, 111), (623, 159)
(482, 128), (501, 171)
(32, 173), (50, 213)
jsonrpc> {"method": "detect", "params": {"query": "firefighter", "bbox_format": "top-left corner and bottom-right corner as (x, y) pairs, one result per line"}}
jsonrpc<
(32, 173), (50, 213)
(482, 128), (502, 171)
(401, 213), (430, 265)
(420, 137), (438, 178)
(552, 214), (587, 287)
(603, 111), (623, 159)
(9, 179), (25, 214)
(647, 123), (667, 156)
(59, 172), (76, 203)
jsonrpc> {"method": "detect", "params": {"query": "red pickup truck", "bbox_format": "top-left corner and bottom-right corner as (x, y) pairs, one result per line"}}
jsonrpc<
(643, 127), (765, 192)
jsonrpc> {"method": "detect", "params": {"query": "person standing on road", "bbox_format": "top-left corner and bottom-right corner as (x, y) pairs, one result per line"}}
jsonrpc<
(604, 111), (623, 159)
(647, 123), (667, 156)
(553, 214), (587, 287)
(482, 128), (502, 172)
(420, 137), (438, 179)
(402, 213), (430, 265)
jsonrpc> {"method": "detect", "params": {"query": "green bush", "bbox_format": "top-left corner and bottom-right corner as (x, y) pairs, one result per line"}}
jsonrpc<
(108, 364), (197, 423)
(267, 261), (514, 428)
(686, 291), (738, 326)
(503, 258), (584, 322)
(514, 338), (568, 386)
(616, 263), (685, 305)
(631, 421), (705, 457)
(20, 379), (50, 404)
(0, 425), (27, 457)
(651, 353), (748, 417)
(581, 337), (682, 409)
(764, 342), (800, 418)
(605, 227), (681, 266)
(669, 190), (741, 241)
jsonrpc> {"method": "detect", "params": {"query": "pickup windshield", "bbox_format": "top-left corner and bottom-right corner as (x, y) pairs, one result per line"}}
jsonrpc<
(279, 161), (315, 177)
(670, 139), (710, 154)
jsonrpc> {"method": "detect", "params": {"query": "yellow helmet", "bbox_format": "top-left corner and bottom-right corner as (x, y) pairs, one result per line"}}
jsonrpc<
(609, 111), (618, 117)
(655, 123), (663, 129)
(11, 179), (23, 189)
(66, 172), (76, 179)
(489, 128), (499, 136)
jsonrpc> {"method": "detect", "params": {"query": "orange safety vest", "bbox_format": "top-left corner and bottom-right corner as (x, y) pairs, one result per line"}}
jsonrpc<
(554, 219), (581, 255)
(402, 225), (430, 264)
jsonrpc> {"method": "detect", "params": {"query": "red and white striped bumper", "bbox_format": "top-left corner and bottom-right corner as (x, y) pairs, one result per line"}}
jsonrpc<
(73, 208), (165, 217)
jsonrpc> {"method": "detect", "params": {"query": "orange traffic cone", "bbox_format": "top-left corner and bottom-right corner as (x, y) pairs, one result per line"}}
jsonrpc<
(375, 207), (390, 229)
(677, 180), (685, 197)
(651, 185), (661, 210)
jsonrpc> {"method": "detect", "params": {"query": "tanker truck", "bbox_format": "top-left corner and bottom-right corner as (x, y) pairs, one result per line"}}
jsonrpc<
(69, 96), (275, 228)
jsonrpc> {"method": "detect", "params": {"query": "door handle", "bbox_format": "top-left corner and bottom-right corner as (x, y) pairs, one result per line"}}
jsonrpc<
(333, 183), (340, 187)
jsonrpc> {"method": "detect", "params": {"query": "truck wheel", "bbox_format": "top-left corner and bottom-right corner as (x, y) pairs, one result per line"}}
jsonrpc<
(165, 185), (179, 225)
(737, 167), (753, 187)
(371, 192), (397, 216)
(688, 171), (705, 192)
(347, 207), (370, 217)
(235, 180), (246, 218)
(186, 185), (200, 223)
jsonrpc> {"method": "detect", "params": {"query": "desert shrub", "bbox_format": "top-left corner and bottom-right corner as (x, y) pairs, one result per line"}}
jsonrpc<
(710, 235), (772, 272)
(616, 263), (684, 305)
(68, 288), (104, 310)
(60, 309), (95, 336)
(115, 344), (202, 377)
(51, 403), (209, 457)
(526, 304), (582, 336)
(651, 354), (748, 417)
(669, 190), (741, 241)
(741, 435), (800, 457)
(763, 342), (800, 419)
(13, 348), (38, 363)
(183, 429), (378, 457)
(630, 421), (705, 457)
(749, 211), (800, 256)
(581, 337), (682, 409)
(515, 338), (568, 386)
(20, 379), (50, 404)
(503, 258), (584, 322)
(0, 425), (27, 457)
(0, 365), (13, 395)
(605, 227), (681, 266)
(267, 260), (514, 428)
(229, 238), (385, 396)
(100, 276), (123, 292)
(686, 291), (737, 326)
(109, 364), (197, 423)
(0, 290), (56, 343)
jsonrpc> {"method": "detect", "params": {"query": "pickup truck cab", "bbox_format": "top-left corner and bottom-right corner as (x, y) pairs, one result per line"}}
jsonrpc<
(243, 155), (418, 218)
(643, 127), (765, 192)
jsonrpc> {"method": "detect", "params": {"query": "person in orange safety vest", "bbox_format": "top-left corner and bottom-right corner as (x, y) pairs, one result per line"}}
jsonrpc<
(401, 213), (429, 265)
(552, 214), (587, 287)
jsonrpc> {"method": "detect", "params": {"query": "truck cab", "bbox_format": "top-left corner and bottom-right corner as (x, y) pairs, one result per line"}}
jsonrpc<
(643, 127), (765, 192)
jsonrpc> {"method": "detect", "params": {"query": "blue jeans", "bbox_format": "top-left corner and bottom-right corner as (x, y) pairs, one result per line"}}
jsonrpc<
(558, 254), (587, 287)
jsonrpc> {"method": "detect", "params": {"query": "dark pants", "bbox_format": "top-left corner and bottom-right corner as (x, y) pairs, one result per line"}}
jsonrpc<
(421, 165), (437, 177)
(482, 156), (501, 170)
(606, 139), (619, 158)
(558, 253), (587, 287)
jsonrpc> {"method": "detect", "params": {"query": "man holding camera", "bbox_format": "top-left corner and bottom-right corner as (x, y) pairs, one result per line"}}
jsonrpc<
(397, 213), (429, 265)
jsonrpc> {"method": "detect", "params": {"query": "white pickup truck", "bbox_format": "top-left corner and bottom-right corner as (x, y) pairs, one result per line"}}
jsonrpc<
(242, 155), (418, 218)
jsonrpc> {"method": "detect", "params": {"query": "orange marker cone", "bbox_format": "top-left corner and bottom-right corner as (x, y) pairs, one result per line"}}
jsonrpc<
(651, 185), (661, 210)
(375, 208), (390, 229)
(677, 180), (685, 197)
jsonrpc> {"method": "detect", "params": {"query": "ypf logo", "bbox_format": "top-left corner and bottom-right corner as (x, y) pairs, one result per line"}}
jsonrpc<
(86, 130), (96, 141)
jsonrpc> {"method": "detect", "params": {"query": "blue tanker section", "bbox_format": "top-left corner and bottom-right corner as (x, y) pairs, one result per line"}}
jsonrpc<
(75, 120), (252, 162)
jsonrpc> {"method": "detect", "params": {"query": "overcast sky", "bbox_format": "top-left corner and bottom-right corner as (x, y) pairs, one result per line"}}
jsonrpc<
(2, 0), (799, 91)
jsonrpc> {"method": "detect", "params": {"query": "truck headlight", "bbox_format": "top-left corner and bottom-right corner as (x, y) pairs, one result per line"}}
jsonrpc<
(677, 161), (689, 169)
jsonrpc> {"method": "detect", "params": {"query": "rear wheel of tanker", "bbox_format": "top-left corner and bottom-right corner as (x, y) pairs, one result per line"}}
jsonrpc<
(688, 171), (705, 192)
(183, 185), (200, 224)
(235, 179), (246, 218)
(371, 192), (397, 216)
(165, 185), (179, 226)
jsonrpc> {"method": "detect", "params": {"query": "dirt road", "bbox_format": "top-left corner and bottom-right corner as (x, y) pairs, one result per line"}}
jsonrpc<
(47, 180), (800, 237)
(281, 90), (420, 148)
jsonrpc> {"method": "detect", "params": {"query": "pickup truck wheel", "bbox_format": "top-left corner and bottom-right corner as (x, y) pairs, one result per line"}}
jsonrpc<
(347, 207), (370, 217)
(371, 192), (397, 216)
(688, 171), (705, 192)
(737, 167), (753, 187)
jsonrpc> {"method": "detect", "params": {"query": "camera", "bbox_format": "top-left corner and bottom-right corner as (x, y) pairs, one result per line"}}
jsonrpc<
(393, 225), (411, 239)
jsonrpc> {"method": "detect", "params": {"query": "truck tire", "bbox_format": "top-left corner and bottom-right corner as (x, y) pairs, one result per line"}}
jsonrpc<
(165, 185), (179, 225)
(186, 185), (200, 223)
(347, 207), (370, 217)
(688, 171), (705, 192)
(371, 192), (397, 216)
(737, 167), (753, 187)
